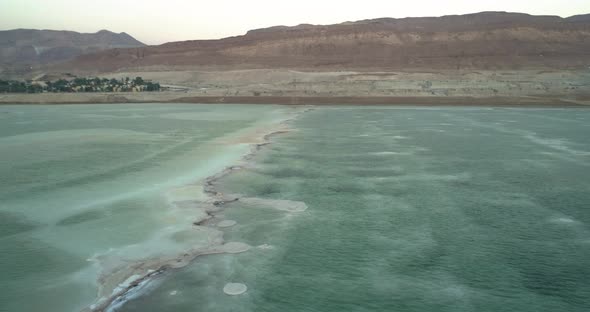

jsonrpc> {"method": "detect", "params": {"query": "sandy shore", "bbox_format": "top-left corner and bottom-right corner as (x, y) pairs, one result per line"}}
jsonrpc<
(2, 69), (589, 106)
(0, 93), (588, 107)
(172, 95), (589, 106)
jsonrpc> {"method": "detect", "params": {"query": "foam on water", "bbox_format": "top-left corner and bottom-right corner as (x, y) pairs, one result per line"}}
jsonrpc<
(549, 216), (578, 225)
(523, 133), (590, 156)
(369, 151), (410, 156)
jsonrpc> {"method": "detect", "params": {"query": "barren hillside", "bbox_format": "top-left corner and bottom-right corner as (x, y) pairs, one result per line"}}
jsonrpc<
(0, 29), (145, 74)
(55, 12), (590, 73)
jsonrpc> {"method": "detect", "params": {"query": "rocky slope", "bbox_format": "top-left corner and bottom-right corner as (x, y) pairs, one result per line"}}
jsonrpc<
(56, 12), (590, 73)
(0, 29), (145, 74)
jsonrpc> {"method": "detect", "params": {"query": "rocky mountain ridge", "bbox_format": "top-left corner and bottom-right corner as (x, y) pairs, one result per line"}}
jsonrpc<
(57, 12), (590, 73)
(0, 29), (145, 74)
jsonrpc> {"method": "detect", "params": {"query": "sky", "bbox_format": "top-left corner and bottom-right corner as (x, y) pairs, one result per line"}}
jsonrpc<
(1, 0), (589, 45)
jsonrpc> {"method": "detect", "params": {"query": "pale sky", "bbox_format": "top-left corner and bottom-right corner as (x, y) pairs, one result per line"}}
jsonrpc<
(1, 0), (589, 45)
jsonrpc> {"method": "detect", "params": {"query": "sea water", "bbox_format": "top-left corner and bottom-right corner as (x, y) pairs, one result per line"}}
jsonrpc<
(117, 106), (590, 312)
(0, 104), (294, 312)
(2, 105), (590, 312)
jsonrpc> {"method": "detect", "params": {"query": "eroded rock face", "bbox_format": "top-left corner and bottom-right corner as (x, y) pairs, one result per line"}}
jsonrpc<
(56, 12), (590, 73)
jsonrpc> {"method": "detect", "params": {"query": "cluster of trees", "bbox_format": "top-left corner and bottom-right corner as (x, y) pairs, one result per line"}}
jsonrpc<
(0, 77), (161, 93)
(0, 80), (43, 93)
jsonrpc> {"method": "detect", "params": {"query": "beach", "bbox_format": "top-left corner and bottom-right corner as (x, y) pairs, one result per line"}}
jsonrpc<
(2, 69), (589, 106)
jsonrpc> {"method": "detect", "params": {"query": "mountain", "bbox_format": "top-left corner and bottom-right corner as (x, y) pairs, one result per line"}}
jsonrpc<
(0, 29), (145, 73)
(566, 14), (590, 23)
(54, 12), (590, 73)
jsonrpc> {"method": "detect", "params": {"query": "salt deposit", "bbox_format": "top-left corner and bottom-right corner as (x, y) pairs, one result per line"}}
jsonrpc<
(219, 242), (251, 254)
(217, 220), (237, 228)
(223, 283), (248, 296)
(240, 197), (308, 213)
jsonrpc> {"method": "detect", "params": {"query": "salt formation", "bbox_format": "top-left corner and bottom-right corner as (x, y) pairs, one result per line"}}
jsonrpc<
(223, 283), (248, 296)
(240, 197), (308, 213)
(217, 220), (237, 228)
(219, 242), (251, 254)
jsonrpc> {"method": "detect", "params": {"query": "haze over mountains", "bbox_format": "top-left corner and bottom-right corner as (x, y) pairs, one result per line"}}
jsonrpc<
(0, 29), (144, 73)
(49, 11), (590, 74)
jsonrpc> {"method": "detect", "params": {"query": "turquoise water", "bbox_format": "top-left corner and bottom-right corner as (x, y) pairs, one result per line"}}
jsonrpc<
(0, 104), (292, 312)
(118, 107), (590, 312)
(2, 105), (590, 312)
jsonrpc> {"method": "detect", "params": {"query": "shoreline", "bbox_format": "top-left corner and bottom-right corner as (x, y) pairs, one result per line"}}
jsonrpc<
(0, 94), (588, 107)
(88, 108), (308, 312)
(172, 96), (590, 107)
(3, 68), (589, 107)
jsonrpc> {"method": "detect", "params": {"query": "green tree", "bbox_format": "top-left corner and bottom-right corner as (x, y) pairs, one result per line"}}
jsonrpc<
(134, 77), (144, 85)
(26, 84), (43, 93)
(0, 80), (9, 93)
(147, 82), (161, 91)
(54, 79), (71, 92)
(74, 78), (88, 86)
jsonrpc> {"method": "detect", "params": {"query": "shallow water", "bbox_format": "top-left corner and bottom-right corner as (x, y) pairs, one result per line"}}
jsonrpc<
(2, 105), (590, 312)
(0, 104), (292, 312)
(117, 107), (590, 312)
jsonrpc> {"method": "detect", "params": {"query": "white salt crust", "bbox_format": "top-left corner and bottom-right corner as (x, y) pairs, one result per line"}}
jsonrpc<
(223, 283), (248, 295)
(217, 220), (237, 228)
(240, 198), (308, 213)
